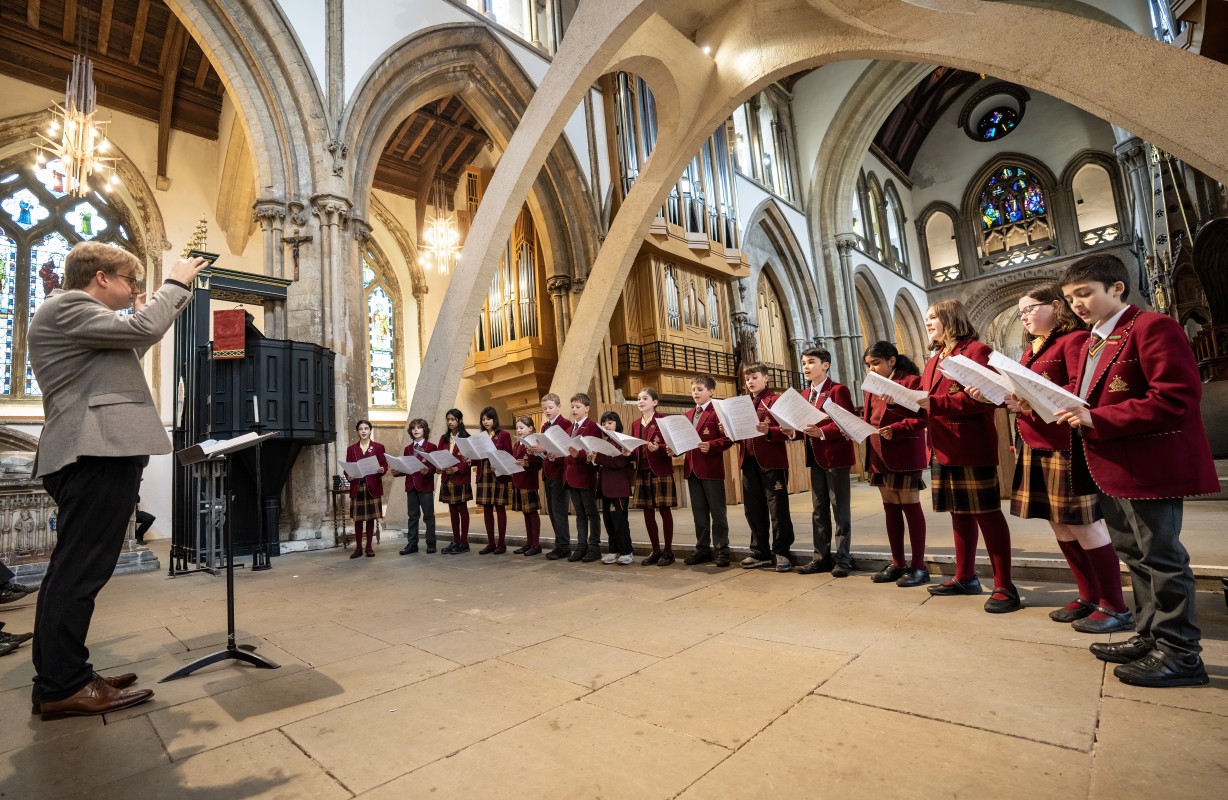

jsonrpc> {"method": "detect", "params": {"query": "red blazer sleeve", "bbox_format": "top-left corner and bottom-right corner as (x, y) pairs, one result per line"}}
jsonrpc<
(594, 452), (629, 469)
(815, 384), (854, 440)
(927, 340), (998, 418)
(760, 393), (788, 441)
(886, 375), (927, 436)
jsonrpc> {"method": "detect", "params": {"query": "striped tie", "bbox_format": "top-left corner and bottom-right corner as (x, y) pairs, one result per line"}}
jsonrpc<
(1088, 332), (1107, 358)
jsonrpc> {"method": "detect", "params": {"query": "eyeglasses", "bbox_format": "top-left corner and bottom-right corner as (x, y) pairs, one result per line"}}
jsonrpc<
(1017, 302), (1048, 320)
(106, 272), (141, 291)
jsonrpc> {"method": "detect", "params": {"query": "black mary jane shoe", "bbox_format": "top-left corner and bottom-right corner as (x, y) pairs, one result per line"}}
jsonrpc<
(983, 586), (1022, 614)
(1071, 607), (1135, 634)
(513, 545), (528, 555)
(523, 545), (542, 557)
(927, 577), (982, 596)
(657, 552), (676, 567)
(349, 550), (363, 559)
(1049, 599), (1096, 623)
(641, 551), (662, 566)
(872, 564), (906, 584)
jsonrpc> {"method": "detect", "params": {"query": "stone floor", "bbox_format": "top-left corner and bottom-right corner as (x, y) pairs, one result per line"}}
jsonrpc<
(2, 528), (1226, 799)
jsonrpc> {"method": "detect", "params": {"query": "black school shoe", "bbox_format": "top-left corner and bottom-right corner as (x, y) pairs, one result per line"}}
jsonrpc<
(715, 555), (731, 568)
(546, 548), (569, 560)
(581, 549), (602, 562)
(896, 568), (930, 587)
(1113, 651), (1209, 688)
(983, 586), (1022, 614)
(1049, 599), (1096, 623)
(399, 545), (419, 555)
(1090, 636), (1152, 664)
(567, 550), (585, 562)
(657, 552), (675, 567)
(927, 577), (983, 596)
(1071, 608), (1135, 634)
(684, 551), (713, 566)
(872, 564), (906, 584)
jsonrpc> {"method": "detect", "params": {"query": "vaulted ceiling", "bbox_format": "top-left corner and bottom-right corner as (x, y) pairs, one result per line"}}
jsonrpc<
(873, 66), (981, 176)
(374, 96), (489, 202)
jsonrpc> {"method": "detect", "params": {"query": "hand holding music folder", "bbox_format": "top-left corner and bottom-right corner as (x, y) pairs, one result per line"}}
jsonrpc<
(657, 415), (703, 455)
(386, 453), (427, 475)
(821, 398), (879, 443)
(338, 455), (382, 478)
(177, 431), (280, 465)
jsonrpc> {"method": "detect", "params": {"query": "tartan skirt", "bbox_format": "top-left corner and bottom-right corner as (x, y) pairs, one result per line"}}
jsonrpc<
(350, 483), (383, 521)
(1010, 444), (1101, 525)
(930, 463), (1000, 515)
(632, 469), (678, 509)
(509, 487), (541, 513)
(438, 480), (473, 506)
(869, 470), (926, 492)
(475, 465), (511, 507)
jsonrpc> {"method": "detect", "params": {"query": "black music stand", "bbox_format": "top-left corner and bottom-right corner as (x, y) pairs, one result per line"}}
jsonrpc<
(162, 431), (282, 682)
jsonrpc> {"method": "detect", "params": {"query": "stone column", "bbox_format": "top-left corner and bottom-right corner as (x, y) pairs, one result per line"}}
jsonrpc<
(830, 235), (863, 387)
(546, 274), (574, 354)
(253, 199), (287, 337)
(1115, 137), (1151, 256)
(731, 310), (759, 369)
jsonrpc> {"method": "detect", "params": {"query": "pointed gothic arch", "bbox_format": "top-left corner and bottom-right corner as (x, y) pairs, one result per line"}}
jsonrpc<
(741, 198), (822, 347)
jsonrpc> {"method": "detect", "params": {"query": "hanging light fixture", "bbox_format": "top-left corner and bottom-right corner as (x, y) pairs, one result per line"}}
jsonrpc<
(37, 1), (119, 197)
(419, 175), (461, 276)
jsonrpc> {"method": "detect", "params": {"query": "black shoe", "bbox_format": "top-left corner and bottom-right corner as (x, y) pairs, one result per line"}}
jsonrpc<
(0, 630), (33, 647)
(445, 543), (470, 554)
(567, 550), (585, 562)
(1071, 608), (1135, 634)
(715, 555), (731, 568)
(0, 641), (17, 658)
(657, 552), (675, 567)
(896, 568), (930, 587)
(0, 582), (36, 604)
(513, 545), (528, 555)
(349, 550), (363, 559)
(872, 564), (906, 583)
(1090, 636), (1152, 664)
(831, 564), (851, 578)
(441, 542), (458, 554)
(1113, 650), (1209, 688)
(581, 550), (601, 562)
(927, 577), (982, 596)
(478, 543), (497, 555)
(427, 544), (437, 554)
(1049, 599), (1096, 623)
(796, 557), (833, 575)
(546, 548), (569, 560)
(684, 551), (713, 566)
(641, 551), (662, 566)
(524, 545), (542, 556)
(983, 586), (1022, 614)
(399, 545), (419, 555)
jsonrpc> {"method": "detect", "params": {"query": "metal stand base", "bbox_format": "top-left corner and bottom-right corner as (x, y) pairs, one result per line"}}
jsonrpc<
(160, 643), (279, 683)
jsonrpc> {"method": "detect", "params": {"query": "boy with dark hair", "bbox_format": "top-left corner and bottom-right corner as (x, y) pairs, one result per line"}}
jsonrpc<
(682, 374), (733, 567)
(532, 392), (573, 560)
(1057, 253), (1217, 688)
(796, 348), (857, 577)
(565, 393), (603, 562)
(735, 363), (795, 572)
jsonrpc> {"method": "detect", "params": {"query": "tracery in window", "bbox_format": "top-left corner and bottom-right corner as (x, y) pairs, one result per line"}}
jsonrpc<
(363, 249), (399, 408)
(977, 166), (1054, 268)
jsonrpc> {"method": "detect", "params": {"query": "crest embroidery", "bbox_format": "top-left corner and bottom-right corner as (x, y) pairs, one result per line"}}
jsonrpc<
(703, 428), (711, 435)
(773, 481), (784, 491)
(1108, 375), (1129, 393)
(1040, 371), (1050, 381)
(948, 384), (963, 395)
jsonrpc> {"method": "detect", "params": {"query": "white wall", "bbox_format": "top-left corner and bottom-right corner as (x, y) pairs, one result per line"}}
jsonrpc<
(272, 0), (327, 101)
(789, 60), (871, 209)
(734, 173), (813, 272)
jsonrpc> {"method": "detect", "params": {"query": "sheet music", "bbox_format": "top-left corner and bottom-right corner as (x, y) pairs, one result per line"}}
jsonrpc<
(712, 395), (766, 441)
(385, 454), (426, 474)
(455, 434), (497, 462)
(939, 354), (1013, 406)
(604, 430), (648, 452)
(423, 450), (460, 471)
(579, 435), (623, 458)
(861, 371), (928, 412)
(767, 387), (829, 431)
(542, 425), (578, 456)
(657, 415), (703, 455)
(199, 431), (264, 455)
(821, 398), (880, 443)
(338, 455), (382, 478)
(489, 450), (525, 477)
(987, 351), (1088, 424)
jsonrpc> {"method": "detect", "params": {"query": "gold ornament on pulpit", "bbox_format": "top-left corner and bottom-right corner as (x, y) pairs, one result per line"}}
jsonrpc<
(182, 214), (209, 258)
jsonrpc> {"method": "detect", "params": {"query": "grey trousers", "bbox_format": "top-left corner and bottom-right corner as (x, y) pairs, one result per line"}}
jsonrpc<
(1099, 494), (1201, 659)
(810, 465), (852, 567)
(688, 477), (729, 558)
(405, 489), (436, 547)
(543, 477), (571, 553)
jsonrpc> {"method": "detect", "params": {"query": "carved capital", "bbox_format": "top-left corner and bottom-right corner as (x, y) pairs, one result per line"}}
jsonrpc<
(546, 275), (573, 295)
(1114, 137), (1147, 170)
(834, 234), (860, 257)
(326, 138), (349, 177)
(310, 194), (352, 228)
(252, 199), (287, 228)
(732, 310), (758, 333)
(350, 217), (373, 244)
(287, 201), (309, 227)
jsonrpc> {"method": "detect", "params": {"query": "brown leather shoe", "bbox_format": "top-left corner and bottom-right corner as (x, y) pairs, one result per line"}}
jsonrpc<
(38, 675), (153, 720)
(32, 672), (139, 714)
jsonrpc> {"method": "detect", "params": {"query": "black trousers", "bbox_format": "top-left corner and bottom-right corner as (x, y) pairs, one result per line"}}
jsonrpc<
(601, 497), (633, 555)
(1099, 494), (1201, 659)
(134, 509), (155, 540)
(688, 477), (729, 558)
(742, 457), (794, 559)
(810, 465), (852, 567)
(543, 477), (571, 553)
(569, 488), (601, 554)
(405, 489), (436, 547)
(34, 456), (146, 701)
(0, 558), (13, 585)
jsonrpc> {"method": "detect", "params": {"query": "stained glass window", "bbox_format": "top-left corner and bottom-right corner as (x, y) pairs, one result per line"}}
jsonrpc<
(976, 107), (1019, 141)
(0, 155), (138, 401)
(363, 250), (399, 408)
(976, 165), (1053, 264)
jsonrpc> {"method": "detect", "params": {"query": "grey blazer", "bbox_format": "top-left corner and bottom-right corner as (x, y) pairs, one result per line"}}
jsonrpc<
(29, 283), (191, 478)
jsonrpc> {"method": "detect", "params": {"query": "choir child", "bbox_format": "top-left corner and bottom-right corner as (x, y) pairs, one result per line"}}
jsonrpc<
(510, 417), (544, 556)
(861, 341), (929, 587)
(344, 420), (387, 558)
(735, 363), (795, 573)
(681, 375), (732, 568)
(397, 418), (438, 554)
(565, 393), (604, 562)
(594, 411), (635, 565)
(917, 300), (1018, 612)
(475, 407), (514, 555)
(631, 388), (679, 566)
(796, 348), (857, 578)
(531, 393), (573, 560)
(438, 408), (474, 554)
(1057, 254), (1216, 687)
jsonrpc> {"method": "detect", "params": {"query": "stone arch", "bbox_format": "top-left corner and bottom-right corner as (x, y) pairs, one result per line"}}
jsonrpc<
(851, 266), (892, 346)
(959, 152), (1061, 220)
(754, 266), (797, 370)
(915, 200), (964, 282)
(1059, 149), (1130, 243)
(341, 23), (598, 289)
(741, 198), (822, 345)
(368, 195), (427, 364)
(892, 290), (927, 361)
(961, 264), (1063, 333)
(883, 179), (909, 267)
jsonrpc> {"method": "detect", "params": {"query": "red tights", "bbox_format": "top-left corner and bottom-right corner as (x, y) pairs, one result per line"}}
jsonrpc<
(643, 507), (674, 553)
(448, 504), (470, 545)
(482, 505), (508, 547)
(352, 520), (375, 554)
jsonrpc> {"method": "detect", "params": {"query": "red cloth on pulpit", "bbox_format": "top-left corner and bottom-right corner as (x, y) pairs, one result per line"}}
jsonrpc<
(213, 309), (246, 360)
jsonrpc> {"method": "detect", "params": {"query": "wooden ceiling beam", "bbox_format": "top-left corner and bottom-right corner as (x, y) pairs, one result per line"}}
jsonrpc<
(440, 133), (473, 174)
(386, 116), (415, 155)
(157, 21), (190, 182)
(63, 0), (78, 44)
(129, 0), (150, 66)
(193, 53), (211, 90)
(416, 107), (487, 143)
(97, 0), (114, 55)
(27, 0), (41, 30)
(402, 117), (434, 162)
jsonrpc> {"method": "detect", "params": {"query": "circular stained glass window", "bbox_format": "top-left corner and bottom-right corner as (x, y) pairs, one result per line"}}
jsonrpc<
(977, 107), (1019, 141)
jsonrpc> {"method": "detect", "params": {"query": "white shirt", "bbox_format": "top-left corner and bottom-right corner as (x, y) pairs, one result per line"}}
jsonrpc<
(1092, 305), (1131, 341)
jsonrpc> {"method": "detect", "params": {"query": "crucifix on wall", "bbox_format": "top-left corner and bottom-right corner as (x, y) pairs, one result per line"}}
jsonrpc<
(282, 232), (313, 280)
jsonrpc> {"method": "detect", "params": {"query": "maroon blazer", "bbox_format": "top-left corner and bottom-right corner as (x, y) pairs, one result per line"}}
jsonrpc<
(683, 403), (730, 480)
(475, 429), (514, 485)
(1075, 305), (1218, 499)
(564, 417), (601, 490)
(511, 442), (541, 491)
(738, 391), (790, 471)
(922, 338), (1000, 467)
(594, 452), (634, 499)
(437, 433), (473, 486)
(345, 441), (387, 499)
(863, 371), (928, 473)
(802, 379), (858, 470)
(1015, 329), (1089, 452)
(631, 413), (672, 476)
(400, 439), (437, 493)
(539, 415), (573, 481)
